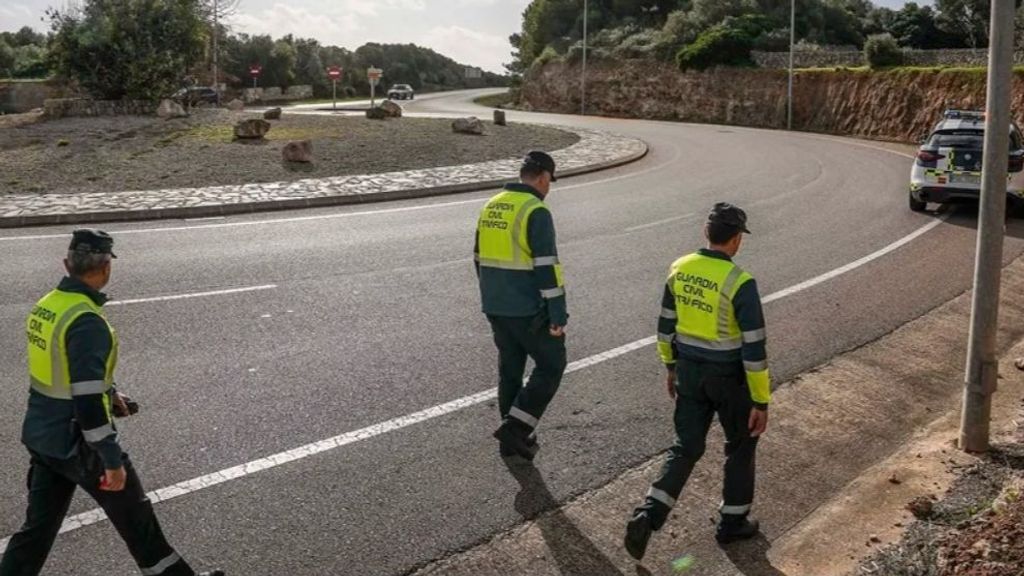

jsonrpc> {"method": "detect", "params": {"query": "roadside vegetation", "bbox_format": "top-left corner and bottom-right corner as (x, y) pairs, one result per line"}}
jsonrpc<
(0, 1), (508, 101)
(473, 92), (514, 109)
(510, 1), (1024, 75)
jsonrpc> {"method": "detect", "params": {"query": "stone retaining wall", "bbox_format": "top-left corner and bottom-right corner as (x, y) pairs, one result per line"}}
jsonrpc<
(43, 98), (159, 119)
(241, 85), (314, 104)
(753, 48), (1024, 69)
(0, 80), (63, 114)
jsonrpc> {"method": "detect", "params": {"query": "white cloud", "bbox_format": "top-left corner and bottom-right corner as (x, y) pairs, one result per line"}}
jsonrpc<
(420, 24), (510, 72)
(228, 3), (362, 44)
(0, 3), (42, 31)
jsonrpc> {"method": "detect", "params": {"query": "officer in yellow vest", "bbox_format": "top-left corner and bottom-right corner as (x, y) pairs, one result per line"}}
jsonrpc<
(624, 203), (771, 560)
(1, 230), (223, 576)
(474, 151), (568, 460)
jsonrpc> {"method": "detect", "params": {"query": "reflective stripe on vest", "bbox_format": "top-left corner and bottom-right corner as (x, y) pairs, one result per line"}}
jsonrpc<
(477, 190), (546, 271)
(27, 290), (118, 400)
(669, 253), (752, 351)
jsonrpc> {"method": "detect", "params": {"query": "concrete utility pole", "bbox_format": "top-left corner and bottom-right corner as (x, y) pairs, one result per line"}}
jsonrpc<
(787, 0), (794, 130)
(959, 0), (1014, 453)
(213, 0), (220, 105)
(581, 0), (588, 116)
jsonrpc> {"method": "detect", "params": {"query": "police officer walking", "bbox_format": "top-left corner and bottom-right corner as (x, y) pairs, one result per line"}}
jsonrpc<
(0, 230), (223, 576)
(624, 204), (771, 560)
(475, 151), (568, 460)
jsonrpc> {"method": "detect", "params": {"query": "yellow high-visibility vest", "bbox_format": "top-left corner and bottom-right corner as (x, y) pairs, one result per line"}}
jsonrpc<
(27, 290), (118, 409)
(664, 253), (770, 404)
(477, 190), (549, 272)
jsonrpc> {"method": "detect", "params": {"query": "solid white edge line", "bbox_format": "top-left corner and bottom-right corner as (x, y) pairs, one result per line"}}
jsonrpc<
(0, 211), (950, 552)
(106, 285), (278, 306)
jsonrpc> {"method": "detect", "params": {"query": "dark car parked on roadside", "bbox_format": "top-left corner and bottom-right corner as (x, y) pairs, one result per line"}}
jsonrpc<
(172, 87), (219, 106)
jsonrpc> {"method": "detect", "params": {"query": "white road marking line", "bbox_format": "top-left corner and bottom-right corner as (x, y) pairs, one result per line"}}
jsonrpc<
(624, 213), (695, 233)
(106, 285), (277, 306)
(0, 212), (951, 552)
(763, 214), (949, 304)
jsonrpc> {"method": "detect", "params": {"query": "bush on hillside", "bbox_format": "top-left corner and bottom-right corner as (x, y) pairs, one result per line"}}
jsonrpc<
(865, 33), (902, 68)
(676, 24), (756, 71)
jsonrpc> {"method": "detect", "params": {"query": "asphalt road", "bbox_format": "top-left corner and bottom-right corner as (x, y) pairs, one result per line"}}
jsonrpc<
(2, 88), (1023, 575)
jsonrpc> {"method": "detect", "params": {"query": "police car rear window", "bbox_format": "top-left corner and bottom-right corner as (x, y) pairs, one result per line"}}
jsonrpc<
(928, 129), (1024, 150)
(928, 132), (984, 148)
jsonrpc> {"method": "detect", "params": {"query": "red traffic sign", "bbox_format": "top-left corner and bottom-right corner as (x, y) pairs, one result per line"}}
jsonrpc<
(327, 66), (343, 80)
(249, 65), (262, 78)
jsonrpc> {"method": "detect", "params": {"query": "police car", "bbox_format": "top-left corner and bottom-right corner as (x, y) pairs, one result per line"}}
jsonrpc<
(909, 109), (1024, 212)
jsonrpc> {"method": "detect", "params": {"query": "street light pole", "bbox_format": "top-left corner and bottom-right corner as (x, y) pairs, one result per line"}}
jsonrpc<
(787, 0), (794, 130)
(581, 0), (588, 116)
(213, 0), (220, 105)
(959, 0), (1014, 453)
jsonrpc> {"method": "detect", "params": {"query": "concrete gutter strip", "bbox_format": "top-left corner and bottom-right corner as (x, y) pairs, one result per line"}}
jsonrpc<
(411, 255), (1024, 576)
(0, 127), (648, 228)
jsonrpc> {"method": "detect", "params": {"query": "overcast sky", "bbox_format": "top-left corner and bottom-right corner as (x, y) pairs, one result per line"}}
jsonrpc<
(1, 0), (931, 73)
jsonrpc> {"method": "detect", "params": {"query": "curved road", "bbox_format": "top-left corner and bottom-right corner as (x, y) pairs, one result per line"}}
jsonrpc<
(1, 89), (1022, 575)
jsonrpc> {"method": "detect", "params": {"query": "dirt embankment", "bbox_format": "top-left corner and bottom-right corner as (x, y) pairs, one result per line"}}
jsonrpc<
(520, 60), (1024, 143)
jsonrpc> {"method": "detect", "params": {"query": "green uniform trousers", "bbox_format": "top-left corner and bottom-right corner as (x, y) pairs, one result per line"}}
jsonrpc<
(637, 358), (759, 530)
(487, 313), (567, 430)
(0, 450), (193, 576)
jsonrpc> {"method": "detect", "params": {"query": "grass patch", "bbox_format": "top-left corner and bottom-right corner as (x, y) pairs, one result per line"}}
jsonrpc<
(56, 139), (69, 147)
(474, 91), (513, 109)
(290, 96), (368, 106)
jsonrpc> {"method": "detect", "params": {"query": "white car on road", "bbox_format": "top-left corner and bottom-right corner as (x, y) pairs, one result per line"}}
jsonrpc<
(909, 109), (1024, 212)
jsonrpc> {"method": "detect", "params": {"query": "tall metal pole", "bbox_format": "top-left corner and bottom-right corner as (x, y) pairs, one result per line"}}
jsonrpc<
(580, 0), (587, 116)
(959, 0), (1014, 453)
(787, 0), (794, 130)
(213, 0), (220, 105)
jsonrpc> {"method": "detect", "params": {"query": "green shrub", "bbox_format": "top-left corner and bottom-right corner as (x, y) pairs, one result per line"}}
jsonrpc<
(865, 34), (903, 69)
(534, 45), (561, 68)
(676, 24), (756, 72)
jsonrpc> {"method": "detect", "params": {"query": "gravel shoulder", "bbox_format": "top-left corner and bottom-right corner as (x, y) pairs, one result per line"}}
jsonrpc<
(0, 109), (579, 195)
(854, 436), (1024, 576)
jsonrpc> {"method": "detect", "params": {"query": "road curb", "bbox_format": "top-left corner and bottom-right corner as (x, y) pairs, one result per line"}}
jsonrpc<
(0, 128), (648, 229)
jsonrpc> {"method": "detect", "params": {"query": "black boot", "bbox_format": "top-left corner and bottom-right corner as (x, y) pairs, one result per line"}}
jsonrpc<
(493, 421), (537, 460)
(624, 511), (653, 560)
(198, 571), (225, 576)
(499, 431), (539, 457)
(715, 514), (759, 544)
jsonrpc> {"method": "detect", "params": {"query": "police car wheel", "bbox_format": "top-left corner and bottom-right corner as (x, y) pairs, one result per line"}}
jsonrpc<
(909, 192), (927, 213)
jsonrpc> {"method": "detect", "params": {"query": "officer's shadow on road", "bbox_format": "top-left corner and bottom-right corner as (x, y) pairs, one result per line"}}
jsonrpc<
(719, 534), (786, 576)
(503, 458), (624, 576)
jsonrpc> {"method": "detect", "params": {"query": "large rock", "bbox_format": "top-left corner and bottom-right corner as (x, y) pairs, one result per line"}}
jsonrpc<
(493, 109), (506, 126)
(157, 98), (187, 119)
(234, 118), (270, 140)
(452, 116), (484, 135)
(366, 107), (389, 120)
(379, 100), (403, 118)
(263, 107), (282, 120)
(282, 140), (313, 163)
(226, 98), (245, 111)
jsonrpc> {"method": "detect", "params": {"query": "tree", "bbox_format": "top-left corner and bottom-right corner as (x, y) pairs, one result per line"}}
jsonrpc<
(936, 0), (989, 48)
(0, 39), (15, 78)
(48, 0), (206, 100)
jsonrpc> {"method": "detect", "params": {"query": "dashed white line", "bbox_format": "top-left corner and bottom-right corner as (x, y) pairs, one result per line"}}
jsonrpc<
(106, 285), (278, 306)
(0, 211), (950, 552)
(624, 213), (695, 233)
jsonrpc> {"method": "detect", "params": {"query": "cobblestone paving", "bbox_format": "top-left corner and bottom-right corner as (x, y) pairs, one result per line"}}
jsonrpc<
(0, 127), (645, 225)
